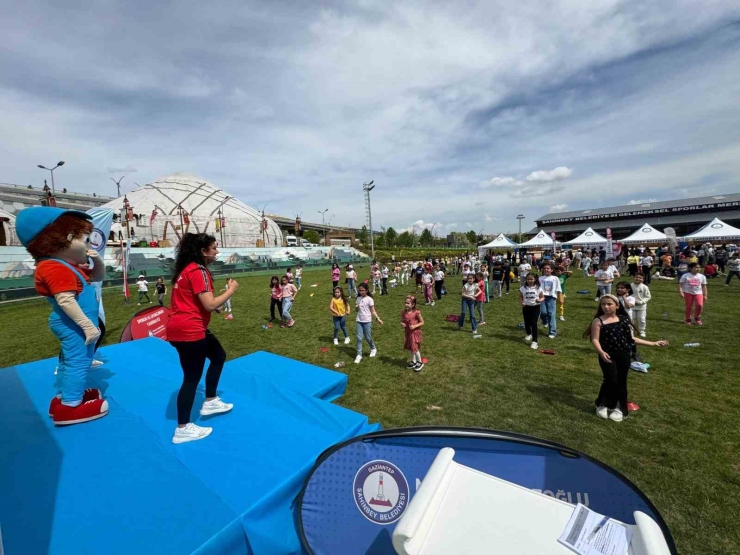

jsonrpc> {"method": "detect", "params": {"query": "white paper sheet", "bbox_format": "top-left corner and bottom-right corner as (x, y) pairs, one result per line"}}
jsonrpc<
(558, 504), (632, 555)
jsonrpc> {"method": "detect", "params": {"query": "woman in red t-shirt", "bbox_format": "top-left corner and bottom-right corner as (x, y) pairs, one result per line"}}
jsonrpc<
(167, 233), (239, 444)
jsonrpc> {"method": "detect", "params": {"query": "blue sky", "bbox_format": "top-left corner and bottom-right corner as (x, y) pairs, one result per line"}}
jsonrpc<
(1, 1), (739, 235)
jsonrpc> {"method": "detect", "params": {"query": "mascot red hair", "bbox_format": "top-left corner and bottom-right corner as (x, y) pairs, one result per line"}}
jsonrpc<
(17, 207), (109, 425)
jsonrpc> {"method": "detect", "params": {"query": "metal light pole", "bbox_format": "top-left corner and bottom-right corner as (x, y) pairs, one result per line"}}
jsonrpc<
(363, 181), (375, 258)
(111, 175), (125, 197)
(318, 208), (328, 245)
(37, 161), (65, 194)
(516, 214), (525, 242)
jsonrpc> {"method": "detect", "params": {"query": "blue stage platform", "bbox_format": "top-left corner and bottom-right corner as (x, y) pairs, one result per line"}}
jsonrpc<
(0, 338), (379, 555)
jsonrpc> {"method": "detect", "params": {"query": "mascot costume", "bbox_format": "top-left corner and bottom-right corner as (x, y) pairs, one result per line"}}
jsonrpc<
(16, 206), (109, 426)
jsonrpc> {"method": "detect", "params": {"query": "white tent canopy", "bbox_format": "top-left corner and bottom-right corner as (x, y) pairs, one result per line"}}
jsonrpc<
(684, 217), (740, 241)
(518, 230), (554, 248)
(562, 227), (608, 246)
(477, 233), (517, 255)
(618, 223), (668, 244)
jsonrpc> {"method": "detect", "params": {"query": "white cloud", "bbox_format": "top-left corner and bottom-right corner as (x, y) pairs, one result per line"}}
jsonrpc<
(549, 204), (569, 212)
(628, 198), (659, 205)
(484, 214), (495, 221)
(482, 176), (522, 188)
(107, 165), (138, 174)
(526, 167), (573, 182)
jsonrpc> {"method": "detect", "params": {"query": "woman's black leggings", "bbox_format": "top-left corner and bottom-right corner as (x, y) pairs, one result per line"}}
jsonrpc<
(270, 297), (283, 320)
(170, 331), (226, 425)
(435, 280), (443, 300)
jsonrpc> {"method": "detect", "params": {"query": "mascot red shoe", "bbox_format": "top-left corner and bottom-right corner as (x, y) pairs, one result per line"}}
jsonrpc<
(16, 207), (109, 426)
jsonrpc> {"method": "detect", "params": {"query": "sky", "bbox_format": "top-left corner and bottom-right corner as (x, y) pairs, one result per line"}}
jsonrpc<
(2, 1), (740, 235)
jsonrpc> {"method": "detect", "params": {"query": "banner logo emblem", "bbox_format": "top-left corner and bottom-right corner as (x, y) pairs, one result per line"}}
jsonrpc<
(353, 460), (409, 525)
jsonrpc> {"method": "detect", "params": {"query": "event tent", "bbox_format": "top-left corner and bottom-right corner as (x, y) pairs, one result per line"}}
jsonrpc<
(562, 227), (608, 246)
(477, 233), (517, 256)
(619, 223), (668, 244)
(518, 230), (554, 248)
(683, 217), (740, 241)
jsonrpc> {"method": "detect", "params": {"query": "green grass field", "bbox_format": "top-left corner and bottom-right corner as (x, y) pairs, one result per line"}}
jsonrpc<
(2, 268), (739, 554)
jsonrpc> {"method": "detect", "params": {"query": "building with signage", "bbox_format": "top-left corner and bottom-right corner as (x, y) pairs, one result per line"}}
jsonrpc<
(530, 193), (740, 242)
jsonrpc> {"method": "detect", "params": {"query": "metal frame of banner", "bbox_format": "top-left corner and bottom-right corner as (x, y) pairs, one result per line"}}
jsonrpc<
(296, 426), (678, 555)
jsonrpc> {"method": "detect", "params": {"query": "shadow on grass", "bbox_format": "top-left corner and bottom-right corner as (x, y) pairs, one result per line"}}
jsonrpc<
(527, 384), (594, 415)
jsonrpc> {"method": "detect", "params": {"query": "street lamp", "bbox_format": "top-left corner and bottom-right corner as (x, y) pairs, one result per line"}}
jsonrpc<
(37, 161), (65, 194)
(318, 208), (328, 246)
(363, 181), (375, 258)
(111, 175), (125, 197)
(516, 214), (525, 242)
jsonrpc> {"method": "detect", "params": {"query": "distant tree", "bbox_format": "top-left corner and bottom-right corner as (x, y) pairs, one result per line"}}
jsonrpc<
(358, 225), (368, 245)
(385, 227), (398, 247)
(375, 227), (387, 248)
(420, 228), (434, 246)
(466, 230), (478, 245)
(303, 229), (321, 244)
(397, 231), (413, 247)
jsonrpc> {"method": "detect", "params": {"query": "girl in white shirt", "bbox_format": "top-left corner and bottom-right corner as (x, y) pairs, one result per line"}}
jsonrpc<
(354, 282), (383, 363)
(519, 273), (544, 349)
(615, 282), (635, 320)
(679, 263), (708, 326)
(458, 274), (480, 334)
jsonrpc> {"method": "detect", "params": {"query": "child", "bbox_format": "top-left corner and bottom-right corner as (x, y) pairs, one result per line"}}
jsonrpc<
(607, 258), (621, 278)
(295, 264), (303, 290)
(461, 262), (471, 286)
(594, 261), (614, 300)
(433, 264), (445, 301)
(615, 282), (635, 320)
(679, 262), (708, 326)
(631, 273), (651, 337)
(280, 275), (298, 328)
(585, 295), (668, 422)
(330, 286), (351, 345)
(481, 263), (490, 302)
(501, 259), (511, 295)
(401, 261), (410, 285)
(372, 267), (382, 294)
(220, 278), (234, 319)
(137, 274), (151, 305)
(346, 264), (358, 298)
(156, 277), (167, 306)
(269, 276), (283, 322)
(519, 273), (544, 350)
(331, 263), (341, 289)
(582, 254), (592, 278)
(285, 267), (294, 284)
(475, 272), (486, 325)
(401, 295), (425, 371)
(518, 259), (531, 287)
(355, 282), (383, 364)
(458, 273), (480, 334)
(422, 267), (435, 305)
(538, 263), (562, 339)
(381, 264), (389, 295)
(554, 266), (572, 321)
(415, 263), (424, 291)
(726, 253), (740, 285)
(490, 261), (504, 299)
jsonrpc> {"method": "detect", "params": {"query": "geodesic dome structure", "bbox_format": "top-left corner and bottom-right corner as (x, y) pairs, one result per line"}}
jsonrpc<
(0, 208), (19, 246)
(99, 173), (283, 247)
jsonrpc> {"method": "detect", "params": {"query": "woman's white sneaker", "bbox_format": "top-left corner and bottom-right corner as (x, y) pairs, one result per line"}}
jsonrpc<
(200, 397), (233, 416)
(344, 337), (351, 344)
(172, 423), (213, 444)
(530, 341), (538, 349)
(369, 348), (377, 357)
(524, 335), (532, 342)
(596, 406), (609, 419)
(333, 338), (339, 345)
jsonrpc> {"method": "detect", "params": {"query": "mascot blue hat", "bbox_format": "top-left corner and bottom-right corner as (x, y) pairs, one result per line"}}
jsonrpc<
(16, 206), (92, 247)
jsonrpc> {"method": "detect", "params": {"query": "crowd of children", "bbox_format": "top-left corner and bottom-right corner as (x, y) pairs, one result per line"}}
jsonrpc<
(148, 244), (728, 430)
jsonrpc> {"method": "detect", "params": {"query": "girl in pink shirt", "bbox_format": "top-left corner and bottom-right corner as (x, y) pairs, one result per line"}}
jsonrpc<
(280, 275), (298, 328)
(331, 263), (341, 289)
(475, 272), (487, 325)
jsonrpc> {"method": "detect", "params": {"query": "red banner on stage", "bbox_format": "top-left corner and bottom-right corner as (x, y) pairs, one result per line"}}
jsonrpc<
(120, 305), (170, 342)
